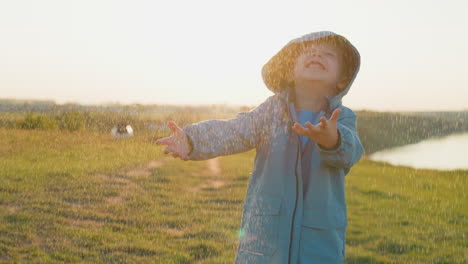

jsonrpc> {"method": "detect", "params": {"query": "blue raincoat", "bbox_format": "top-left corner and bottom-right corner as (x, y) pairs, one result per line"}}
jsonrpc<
(182, 31), (364, 264)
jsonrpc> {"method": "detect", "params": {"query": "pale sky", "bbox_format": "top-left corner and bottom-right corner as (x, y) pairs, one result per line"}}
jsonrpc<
(1, 0), (467, 111)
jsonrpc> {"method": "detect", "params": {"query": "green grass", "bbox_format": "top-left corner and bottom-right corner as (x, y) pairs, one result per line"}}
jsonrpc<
(0, 128), (467, 263)
(345, 160), (467, 263)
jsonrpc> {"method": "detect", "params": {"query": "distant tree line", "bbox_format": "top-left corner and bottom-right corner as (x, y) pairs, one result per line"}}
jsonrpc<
(1, 99), (467, 154)
(0, 110), (152, 133)
(0, 100), (242, 135)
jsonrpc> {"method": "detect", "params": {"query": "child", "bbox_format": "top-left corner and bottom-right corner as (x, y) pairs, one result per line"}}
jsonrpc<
(156, 31), (364, 264)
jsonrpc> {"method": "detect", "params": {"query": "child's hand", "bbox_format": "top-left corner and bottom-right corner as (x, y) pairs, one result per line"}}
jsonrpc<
(292, 108), (342, 150)
(155, 120), (191, 160)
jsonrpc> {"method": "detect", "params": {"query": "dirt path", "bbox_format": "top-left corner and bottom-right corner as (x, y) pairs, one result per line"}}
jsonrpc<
(188, 157), (229, 193)
(71, 156), (228, 237)
(64, 157), (174, 230)
(88, 156), (225, 202)
(105, 156), (173, 202)
(124, 156), (173, 178)
(73, 156), (173, 210)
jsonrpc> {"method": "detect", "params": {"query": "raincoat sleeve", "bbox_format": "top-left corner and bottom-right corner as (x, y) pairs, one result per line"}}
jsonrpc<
(181, 96), (273, 161)
(316, 106), (364, 170)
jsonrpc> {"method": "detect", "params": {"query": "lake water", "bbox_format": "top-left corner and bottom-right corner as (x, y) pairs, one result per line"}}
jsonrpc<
(369, 132), (468, 170)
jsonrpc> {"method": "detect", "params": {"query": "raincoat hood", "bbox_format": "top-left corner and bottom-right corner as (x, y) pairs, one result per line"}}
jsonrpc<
(261, 31), (361, 112)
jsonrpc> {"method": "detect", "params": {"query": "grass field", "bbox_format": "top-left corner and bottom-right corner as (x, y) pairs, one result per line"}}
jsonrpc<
(0, 128), (467, 263)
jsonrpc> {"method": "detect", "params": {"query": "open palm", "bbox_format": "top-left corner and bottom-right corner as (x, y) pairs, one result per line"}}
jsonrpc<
(292, 108), (341, 149)
(155, 120), (191, 160)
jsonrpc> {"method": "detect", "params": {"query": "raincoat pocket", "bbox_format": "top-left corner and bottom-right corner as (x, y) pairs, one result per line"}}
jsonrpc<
(299, 210), (346, 264)
(238, 194), (282, 257)
(299, 225), (346, 264)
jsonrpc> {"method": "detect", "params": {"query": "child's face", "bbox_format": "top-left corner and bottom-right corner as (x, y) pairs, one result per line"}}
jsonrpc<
(292, 42), (347, 93)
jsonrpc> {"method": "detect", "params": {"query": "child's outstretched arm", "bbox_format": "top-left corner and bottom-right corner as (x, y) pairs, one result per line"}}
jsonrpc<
(292, 106), (364, 169)
(156, 96), (274, 161)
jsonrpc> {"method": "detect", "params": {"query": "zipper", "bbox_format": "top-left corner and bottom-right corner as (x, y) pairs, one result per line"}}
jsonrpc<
(277, 90), (301, 264)
(288, 141), (300, 264)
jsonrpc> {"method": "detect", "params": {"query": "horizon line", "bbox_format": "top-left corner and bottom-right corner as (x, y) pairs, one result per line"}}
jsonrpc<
(1, 97), (467, 113)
